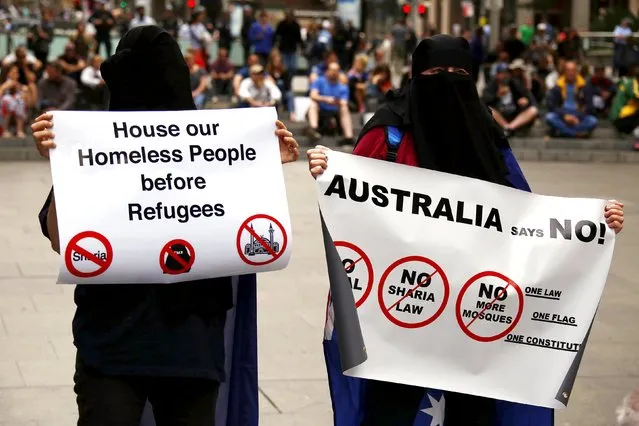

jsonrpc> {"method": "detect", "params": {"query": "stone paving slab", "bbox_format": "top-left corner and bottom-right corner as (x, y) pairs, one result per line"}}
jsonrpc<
(0, 161), (638, 426)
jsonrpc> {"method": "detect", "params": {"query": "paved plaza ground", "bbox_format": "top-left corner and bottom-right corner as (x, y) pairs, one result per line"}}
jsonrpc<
(1, 160), (638, 426)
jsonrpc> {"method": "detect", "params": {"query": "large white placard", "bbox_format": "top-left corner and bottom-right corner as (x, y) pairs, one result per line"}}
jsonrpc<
(50, 107), (292, 284)
(317, 151), (616, 409)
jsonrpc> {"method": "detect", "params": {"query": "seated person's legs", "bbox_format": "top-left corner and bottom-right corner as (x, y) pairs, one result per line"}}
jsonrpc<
(193, 93), (206, 109)
(614, 112), (639, 135)
(338, 101), (354, 145)
(318, 109), (340, 135)
(490, 108), (510, 128)
(283, 91), (295, 120)
(507, 106), (538, 133)
(214, 79), (231, 96)
(574, 113), (598, 135)
(545, 112), (576, 137)
(2, 95), (26, 137)
(614, 112), (639, 149)
(308, 99), (321, 140)
(355, 87), (365, 112)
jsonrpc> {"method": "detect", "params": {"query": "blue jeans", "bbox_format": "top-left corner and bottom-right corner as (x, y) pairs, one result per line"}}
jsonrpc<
(194, 93), (206, 110)
(545, 112), (598, 137)
(282, 52), (297, 75)
(283, 91), (294, 113)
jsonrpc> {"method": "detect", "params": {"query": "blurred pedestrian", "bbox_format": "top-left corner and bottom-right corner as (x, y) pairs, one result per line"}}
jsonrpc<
(89, 0), (115, 58)
(179, 6), (212, 70)
(274, 10), (303, 76)
(248, 10), (274, 65)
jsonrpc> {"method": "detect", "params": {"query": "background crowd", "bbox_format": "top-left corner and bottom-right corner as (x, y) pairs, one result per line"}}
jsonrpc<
(1, 2), (639, 149)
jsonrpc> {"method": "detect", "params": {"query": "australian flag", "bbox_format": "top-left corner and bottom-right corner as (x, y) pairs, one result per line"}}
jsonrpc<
(323, 290), (553, 426)
(322, 148), (554, 426)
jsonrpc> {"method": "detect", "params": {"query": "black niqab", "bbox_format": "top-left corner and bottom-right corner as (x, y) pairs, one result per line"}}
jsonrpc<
(39, 25), (231, 382)
(97, 25), (232, 318)
(409, 35), (509, 185)
(359, 35), (510, 187)
(100, 25), (196, 111)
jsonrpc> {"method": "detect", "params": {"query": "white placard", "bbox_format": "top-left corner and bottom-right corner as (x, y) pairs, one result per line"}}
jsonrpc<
(317, 151), (615, 409)
(50, 107), (292, 284)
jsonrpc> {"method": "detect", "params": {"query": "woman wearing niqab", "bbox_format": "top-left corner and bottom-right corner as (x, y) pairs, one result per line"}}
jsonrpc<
(308, 35), (624, 426)
(31, 25), (299, 426)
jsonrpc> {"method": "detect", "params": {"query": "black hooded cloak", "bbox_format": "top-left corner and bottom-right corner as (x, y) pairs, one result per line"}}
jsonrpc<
(357, 35), (503, 426)
(39, 26), (232, 381)
(358, 35), (512, 188)
(100, 25), (196, 111)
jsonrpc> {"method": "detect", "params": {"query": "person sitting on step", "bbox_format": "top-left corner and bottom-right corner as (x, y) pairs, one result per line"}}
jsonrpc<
(307, 62), (355, 149)
(545, 60), (598, 138)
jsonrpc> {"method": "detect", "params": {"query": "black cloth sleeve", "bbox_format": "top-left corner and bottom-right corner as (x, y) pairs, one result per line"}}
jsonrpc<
(38, 187), (53, 240)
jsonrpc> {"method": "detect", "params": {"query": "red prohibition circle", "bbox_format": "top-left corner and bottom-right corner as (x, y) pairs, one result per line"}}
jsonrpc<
(236, 214), (288, 266)
(335, 241), (374, 308)
(159, 239), (196, 275)
(455, 271), (524, 342)
(378, 256), (450, 329)
(64, 230), (113, 278)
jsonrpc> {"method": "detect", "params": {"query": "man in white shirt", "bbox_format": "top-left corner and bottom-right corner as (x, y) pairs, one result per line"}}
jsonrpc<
(130, 5), (156, 28)
(614, 18), (633, 45)
(238, 64), (281, 108)
(613, 18), (634, 75)
(79, 56), (107, 109)
(80, 56), (104, 88)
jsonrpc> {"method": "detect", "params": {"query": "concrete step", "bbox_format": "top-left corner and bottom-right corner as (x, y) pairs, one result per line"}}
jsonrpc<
(509, 137), (634, 151)
(4, 133), (639, 163)
(512, 148), (639, 163)
(524, 125), (623, 139)
(0, 137), (32, 147)
(0, 147), (45, 161)
(283, 117), (626, 144)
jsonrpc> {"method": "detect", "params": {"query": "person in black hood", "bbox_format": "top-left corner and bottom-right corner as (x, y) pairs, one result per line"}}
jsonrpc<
(352, 34), (513, 188)
(307, 34), (609, 426)
(30, 25), (299, 425)
(312, 34), (506, 426)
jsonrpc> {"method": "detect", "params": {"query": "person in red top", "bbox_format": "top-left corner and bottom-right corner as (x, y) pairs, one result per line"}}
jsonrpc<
(308, 35), (625, 426)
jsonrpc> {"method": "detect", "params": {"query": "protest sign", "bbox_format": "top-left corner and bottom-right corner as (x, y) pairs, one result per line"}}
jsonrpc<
(49, 107), (292, 284)
(317, 151), (616, 409)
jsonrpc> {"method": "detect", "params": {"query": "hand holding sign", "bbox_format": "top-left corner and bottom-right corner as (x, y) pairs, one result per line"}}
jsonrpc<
(31, 112), (55, 158)
(307, 145), (329, 179)
(604, 200), (624, 234)
(275, 120), (300, 164)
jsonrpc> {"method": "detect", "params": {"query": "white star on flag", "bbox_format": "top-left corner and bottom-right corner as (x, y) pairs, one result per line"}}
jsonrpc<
(421, 393), (445, 426)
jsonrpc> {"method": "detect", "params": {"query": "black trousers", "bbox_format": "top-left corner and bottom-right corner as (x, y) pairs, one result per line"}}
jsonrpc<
(614, 112), (639, 134)
(74, 358), (220, 426)
(361, 381), (495, 426)
(96, 36), (112, 58)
